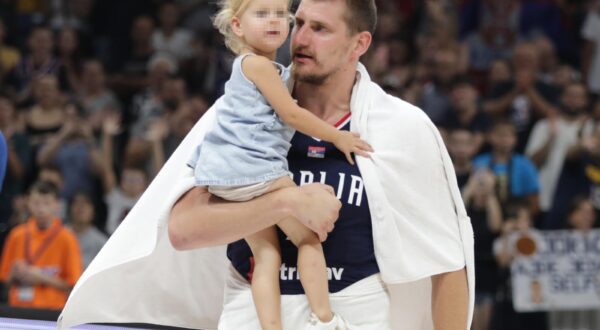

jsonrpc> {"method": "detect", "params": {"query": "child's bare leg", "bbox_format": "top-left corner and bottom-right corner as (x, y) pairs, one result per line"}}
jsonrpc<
(278, 217), (333, 322)
(269, 176), (333, 322)
(245, 227), (282, 330)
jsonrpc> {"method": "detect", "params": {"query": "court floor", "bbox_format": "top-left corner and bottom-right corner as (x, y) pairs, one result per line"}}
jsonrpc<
(0, 318), (166, 330)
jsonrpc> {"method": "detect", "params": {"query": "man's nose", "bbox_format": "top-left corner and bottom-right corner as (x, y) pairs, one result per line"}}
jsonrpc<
(292, 25), (309, 47)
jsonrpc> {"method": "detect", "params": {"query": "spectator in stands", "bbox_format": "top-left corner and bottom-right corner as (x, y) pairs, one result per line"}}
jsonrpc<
(548, 126), (600, 229)
(128, 54), (177, 140)
(533, 35), (560, 85)
(68, 192), (107, 269)
(164, 94), (210, 157)
(437, 77), (491, 152)
(0, 181), (82, 310)
(179, 0), (217, 38)
(461, 9), (515, 79)
(36, 105), (104, 201)
(101, 113), (149, 234)
(181, 37), (218, 97)
(492, 201), (547, 330)
(473, 119), (540, 216)
(551, 64), (580, 90)
(76, 59), (121, 135)
(20, 75), (66, 148)
(549, 196), (599, 330)
(56, 27), (83, 94)
(109, 16), (155, 99)
(525, 82), (591, 220)
(486, 58), (512, 95)
(37, 165), (66, 221)
(152, 2), (193, 62)
(447, 128), (479, 190)
(418, 0), (468, 72)
(483, 41), (561, 152)
(11, 26), (61, 105)
(462, 168), (502, 330)
(419, 47), (464, 123)
(47, 0), (95, 35)
(581, 1), (600, 98)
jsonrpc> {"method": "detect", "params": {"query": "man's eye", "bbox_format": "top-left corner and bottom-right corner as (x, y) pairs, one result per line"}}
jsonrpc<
(256, 10), (267, 17)
(277, 10), (286, 18)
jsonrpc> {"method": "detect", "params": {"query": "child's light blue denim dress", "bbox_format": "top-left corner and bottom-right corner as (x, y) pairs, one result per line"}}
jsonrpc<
(187, 53), (295, 188)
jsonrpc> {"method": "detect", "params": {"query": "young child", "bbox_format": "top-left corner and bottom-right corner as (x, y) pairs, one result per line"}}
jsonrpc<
(0, 181), (82, 309)
(187, 0), (372, 329)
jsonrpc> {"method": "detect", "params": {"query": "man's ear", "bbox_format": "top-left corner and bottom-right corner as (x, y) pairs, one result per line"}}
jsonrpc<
(231, 16), (243, 38)
(350, 31), (372, 61)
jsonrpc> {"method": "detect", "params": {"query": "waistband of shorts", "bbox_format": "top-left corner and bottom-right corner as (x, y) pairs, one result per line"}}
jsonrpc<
(331, 274), (387, 297)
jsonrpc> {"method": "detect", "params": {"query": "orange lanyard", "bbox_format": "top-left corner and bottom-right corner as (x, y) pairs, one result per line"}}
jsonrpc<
(24, 221), (62, 264)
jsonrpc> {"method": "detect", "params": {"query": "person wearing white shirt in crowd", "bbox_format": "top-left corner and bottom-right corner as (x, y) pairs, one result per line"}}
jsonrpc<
(152, 2), (194, 62)
(525, 82), (592, 217)
(582, 0), (600, 97)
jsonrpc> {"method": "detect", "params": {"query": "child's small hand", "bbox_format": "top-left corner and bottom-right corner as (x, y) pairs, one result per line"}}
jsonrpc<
(333, 131), (374, 165)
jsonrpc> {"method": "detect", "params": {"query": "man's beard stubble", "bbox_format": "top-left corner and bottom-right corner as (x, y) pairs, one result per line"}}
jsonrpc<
(291, 63), (329, 85)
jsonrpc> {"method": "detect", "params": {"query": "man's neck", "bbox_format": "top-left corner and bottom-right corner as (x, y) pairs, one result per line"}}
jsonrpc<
(293, 67), (357, 122)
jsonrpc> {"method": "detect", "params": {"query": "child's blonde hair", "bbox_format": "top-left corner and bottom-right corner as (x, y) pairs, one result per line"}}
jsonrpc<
(213, 0), (292, 54)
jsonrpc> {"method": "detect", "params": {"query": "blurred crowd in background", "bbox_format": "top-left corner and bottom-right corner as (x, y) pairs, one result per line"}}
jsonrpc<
(0, 0), (600, 329)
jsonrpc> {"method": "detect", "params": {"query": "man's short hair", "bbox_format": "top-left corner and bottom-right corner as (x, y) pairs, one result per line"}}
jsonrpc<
(29, 180), (60, 199)
(344, 0), (377, 35)
(311, 0), (377, 35)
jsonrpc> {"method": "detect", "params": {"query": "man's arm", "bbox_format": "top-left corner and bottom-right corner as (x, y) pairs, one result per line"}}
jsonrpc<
(431, 268), (469, 330)
(168, 184), (341, 250)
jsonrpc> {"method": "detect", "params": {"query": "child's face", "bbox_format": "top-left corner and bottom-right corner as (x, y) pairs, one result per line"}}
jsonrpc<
(28, 191), (59, 223)
(569, 200), (596, 231)
(233, 0), (290, 57)
(489, 124), (517, 154)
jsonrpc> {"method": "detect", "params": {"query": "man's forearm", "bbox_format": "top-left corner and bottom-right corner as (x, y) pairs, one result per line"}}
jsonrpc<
(431, 268), (469, 330)
(168, 187), (294, 250)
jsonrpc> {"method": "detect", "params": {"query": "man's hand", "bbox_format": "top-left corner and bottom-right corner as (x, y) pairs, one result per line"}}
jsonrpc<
(283, 183), (342, 241)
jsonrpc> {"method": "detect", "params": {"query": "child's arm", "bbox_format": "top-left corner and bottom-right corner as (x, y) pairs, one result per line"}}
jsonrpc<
(242, 56), (373, 164)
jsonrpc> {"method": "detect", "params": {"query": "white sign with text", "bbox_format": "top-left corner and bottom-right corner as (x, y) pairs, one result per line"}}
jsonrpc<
(511, 229), (600, 312)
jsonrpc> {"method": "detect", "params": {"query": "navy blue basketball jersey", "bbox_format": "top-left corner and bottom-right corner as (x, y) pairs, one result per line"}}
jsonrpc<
(226, 114), (379, 294)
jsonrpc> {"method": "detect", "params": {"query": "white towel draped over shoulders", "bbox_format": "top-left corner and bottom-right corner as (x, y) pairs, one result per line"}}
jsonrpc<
(58, 64), (474, 330)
